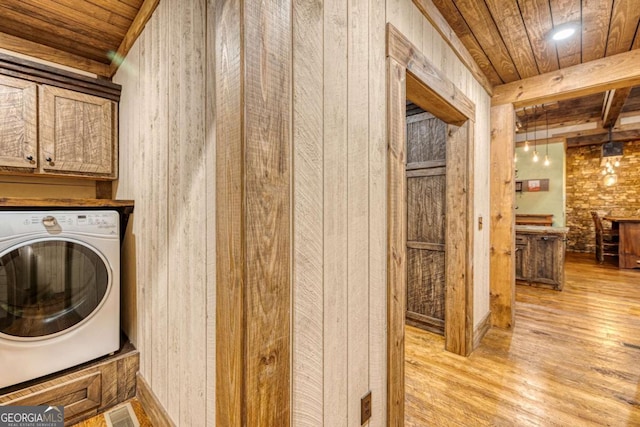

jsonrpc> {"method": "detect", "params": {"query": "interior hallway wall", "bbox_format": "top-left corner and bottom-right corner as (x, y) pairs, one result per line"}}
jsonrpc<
(113, 0), (214, 424)
(114, 0), (490, 425)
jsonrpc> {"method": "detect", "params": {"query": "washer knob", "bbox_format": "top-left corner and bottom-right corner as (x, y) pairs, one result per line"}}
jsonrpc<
(42, 216), (58, 227)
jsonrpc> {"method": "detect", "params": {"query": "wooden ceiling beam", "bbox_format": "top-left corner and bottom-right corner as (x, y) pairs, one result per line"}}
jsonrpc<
(0, 31), (110, 77)
(602, 87), (632, 128)
(108, 0), (160, 77)
(566, 129), (640, 147)
(412, 0), (494, 94)
(492, 49), (640, 107)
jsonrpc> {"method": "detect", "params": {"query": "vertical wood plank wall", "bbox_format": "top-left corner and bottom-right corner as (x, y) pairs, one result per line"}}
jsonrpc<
(112, 0), (491, 425)
(113, 0), (212, 425)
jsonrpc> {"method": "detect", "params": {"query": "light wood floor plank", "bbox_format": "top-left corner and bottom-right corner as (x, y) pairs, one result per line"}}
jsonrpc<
(406, 252), (640, 426)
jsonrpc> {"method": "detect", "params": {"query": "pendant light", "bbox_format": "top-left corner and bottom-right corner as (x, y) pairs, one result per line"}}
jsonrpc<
(543, 107), (550, 166)
(532, 105), (539, 162)
(523, 107), (530, 152)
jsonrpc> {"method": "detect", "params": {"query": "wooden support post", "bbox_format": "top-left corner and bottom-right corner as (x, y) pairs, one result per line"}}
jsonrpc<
(215, 0), (292, 425)
(489, 103), (515, 328)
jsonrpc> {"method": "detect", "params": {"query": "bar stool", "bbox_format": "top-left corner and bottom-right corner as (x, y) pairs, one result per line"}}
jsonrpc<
(590, 211), (619, 264)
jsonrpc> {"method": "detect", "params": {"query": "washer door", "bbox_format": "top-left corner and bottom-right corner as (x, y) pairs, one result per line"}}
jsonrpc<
(0, 238), (111, 340)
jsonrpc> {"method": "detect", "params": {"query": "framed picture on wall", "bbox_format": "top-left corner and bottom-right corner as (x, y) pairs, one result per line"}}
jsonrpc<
(528, 180), (541, 192)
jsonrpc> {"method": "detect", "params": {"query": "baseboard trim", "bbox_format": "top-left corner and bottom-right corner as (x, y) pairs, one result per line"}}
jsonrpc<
(136, 373), (175, 427)
(473, 311), (492, 349)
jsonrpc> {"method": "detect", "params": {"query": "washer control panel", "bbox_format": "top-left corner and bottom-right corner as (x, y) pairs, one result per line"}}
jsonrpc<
(0, 210), (119, 237)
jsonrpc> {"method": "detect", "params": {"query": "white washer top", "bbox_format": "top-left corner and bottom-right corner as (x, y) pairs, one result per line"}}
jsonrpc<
(0, 210), (119, 240)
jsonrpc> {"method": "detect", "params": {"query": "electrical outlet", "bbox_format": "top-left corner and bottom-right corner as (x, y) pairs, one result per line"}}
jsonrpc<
(361, 391), (372, 424)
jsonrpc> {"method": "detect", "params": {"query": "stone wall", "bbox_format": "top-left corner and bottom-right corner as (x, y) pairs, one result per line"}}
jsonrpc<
(566, 139), (640, 252)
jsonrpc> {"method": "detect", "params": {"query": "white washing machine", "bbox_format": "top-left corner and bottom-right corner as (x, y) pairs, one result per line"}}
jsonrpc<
(0, 210), (120, 389)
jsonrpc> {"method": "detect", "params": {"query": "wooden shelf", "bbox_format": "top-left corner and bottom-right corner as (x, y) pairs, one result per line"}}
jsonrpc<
(0, 197), (133, 212)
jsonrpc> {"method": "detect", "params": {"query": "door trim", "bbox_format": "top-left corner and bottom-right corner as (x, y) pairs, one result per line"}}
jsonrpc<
(386, 23), (475, 425)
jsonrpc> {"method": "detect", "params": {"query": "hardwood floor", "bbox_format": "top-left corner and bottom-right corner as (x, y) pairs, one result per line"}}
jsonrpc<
(406, 252), (640, 426)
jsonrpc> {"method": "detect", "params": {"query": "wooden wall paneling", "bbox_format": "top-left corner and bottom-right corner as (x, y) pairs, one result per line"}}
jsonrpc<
(136, 374), (176, 427)
(204, 0), (216, 424)
(164, 1), (179, 422)
(323, 0), (348, 422)
(444, 121), (473, 355)
(243, 0), (292, 423)
(369, 0), (387, 421)
(178, 1), (207, 424)
(109, 0), (161, 76)
(0, 176), (96, 198)
(386, 57), (406, 427)
(149, 5), (170, 412)
(489, 103), (515, 328)
(135, 21), (150, 388)
(214, 0), (243, 421)
(421, 18), (434, 59)
(347, 0), (370, 422)
(292, 0), (324, 422)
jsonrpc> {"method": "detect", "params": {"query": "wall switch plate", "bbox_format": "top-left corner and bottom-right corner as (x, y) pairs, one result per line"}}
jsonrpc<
(361, 391), (372, 424)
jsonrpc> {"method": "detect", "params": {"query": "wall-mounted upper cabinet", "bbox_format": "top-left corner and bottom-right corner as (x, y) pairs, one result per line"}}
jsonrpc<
(0, 75), (38, 170)
(39, 86), (117, 178)
(0, 53), (121, 181)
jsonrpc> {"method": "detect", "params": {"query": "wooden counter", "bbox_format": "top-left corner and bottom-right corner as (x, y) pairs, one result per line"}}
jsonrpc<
(516, 214), (554, 227)
(516, 226), (568, 290)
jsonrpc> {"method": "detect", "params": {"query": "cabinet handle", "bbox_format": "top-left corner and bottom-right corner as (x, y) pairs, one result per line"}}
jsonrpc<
(46, 157), (53, 162)
(26, 155), (33, 161)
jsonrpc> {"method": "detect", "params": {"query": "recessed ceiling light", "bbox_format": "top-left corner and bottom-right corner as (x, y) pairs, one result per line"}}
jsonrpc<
(548, 22), (580, 41)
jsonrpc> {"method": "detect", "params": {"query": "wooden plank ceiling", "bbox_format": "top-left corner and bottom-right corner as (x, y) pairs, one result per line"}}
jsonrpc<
(0, 0), (158, 78)
(429, 0), (640, 147)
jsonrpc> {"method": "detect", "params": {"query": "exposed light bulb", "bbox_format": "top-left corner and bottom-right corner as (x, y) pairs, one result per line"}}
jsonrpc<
(606, 160), (611, 168)
(544, 154), (550, 166)
(614, 160), (620, 167)
(532, 150), (539, 162)
(552, 28), (576, 41)
(602, 169), (607, 176)
(524, 140), (530, 152)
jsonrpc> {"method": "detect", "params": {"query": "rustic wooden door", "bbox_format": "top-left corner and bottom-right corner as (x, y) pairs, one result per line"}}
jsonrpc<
(39, 85), (116, 177)
(405, 110), (447, 335)
(0, 75), (37, 170)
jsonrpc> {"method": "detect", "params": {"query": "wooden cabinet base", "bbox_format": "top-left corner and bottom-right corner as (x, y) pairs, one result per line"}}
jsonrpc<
(515, 226), (568, 291)
(0, 342), (139, 426)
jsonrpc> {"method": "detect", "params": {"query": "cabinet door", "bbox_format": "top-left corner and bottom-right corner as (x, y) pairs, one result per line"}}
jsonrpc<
(0, 75), (37, 169)
(39, 85), (116, 178)
(530, 235), (562, 287)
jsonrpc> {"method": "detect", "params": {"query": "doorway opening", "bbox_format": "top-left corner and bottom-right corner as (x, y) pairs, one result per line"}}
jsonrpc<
(386, 24), (476, 424)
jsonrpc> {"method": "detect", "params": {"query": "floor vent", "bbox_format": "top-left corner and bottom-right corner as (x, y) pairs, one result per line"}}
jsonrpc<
(104, 403), (140, 427)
